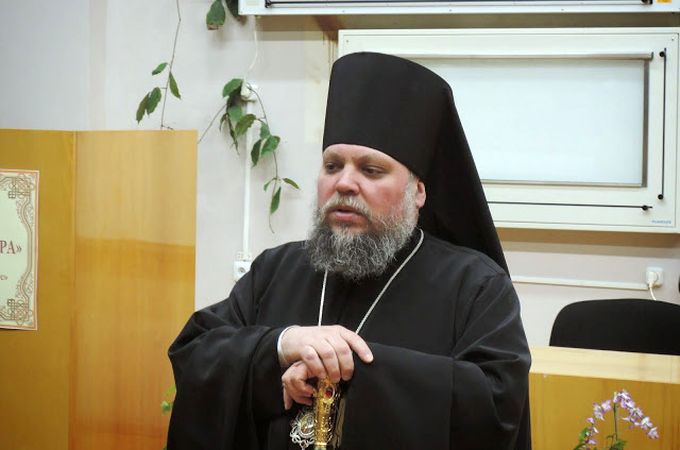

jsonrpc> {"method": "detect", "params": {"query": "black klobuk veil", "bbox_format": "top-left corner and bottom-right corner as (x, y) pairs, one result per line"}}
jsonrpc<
(322, 51), (508, 274)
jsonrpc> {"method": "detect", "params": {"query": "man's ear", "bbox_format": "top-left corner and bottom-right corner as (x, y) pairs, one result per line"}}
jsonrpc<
(415, 180), (426, 209)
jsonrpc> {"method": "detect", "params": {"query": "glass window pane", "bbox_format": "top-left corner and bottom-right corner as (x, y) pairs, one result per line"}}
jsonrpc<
(416, 58), (646, 186)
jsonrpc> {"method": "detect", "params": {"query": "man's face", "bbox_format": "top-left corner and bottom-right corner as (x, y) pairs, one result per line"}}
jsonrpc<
(317, 144), (426, 234)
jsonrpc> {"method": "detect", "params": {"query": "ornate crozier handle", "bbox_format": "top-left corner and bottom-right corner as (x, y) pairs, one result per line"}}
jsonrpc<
(313, 377), (340, 449)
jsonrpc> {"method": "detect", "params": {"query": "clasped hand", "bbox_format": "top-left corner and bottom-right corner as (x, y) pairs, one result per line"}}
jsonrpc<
(279, 325), (373, 410)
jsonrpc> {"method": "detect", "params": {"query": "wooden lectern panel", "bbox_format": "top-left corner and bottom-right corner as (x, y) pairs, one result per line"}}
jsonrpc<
(0, 130), (76, 450)
(71, 131), (196, 450)
(0, 130), (196, 450)
(530, 346), (680, 450)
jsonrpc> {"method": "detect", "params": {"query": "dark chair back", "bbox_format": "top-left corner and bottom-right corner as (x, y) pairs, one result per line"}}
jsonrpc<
(549, 299), (680, 356)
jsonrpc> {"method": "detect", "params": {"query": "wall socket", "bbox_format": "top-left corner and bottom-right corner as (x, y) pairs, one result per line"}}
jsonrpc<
(645, 267), (664, 287)
(234, 258), (253, 282)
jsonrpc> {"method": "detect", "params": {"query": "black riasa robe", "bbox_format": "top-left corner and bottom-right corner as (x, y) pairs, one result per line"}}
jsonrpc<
(167, 231), (531, 450)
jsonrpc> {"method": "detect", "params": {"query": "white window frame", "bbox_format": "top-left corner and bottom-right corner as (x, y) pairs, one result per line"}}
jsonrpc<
(240, 1), (679, 16)
(339, 28), (680, 233)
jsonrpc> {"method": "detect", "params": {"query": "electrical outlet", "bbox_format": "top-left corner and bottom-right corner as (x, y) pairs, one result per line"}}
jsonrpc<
(234, 259), (253, 282)
(645, 267), (664, 287)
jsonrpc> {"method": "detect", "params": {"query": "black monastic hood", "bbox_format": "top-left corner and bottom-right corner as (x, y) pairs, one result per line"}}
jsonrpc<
(322, 52), (508, 274)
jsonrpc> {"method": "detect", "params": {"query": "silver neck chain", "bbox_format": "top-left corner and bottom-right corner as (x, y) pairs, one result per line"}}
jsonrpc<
(316, 229), (424, 335)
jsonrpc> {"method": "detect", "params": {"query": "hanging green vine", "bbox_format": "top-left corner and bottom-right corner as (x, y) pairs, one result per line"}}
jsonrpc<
(136, 0), (299, 226)
(204, 2), (300, 224)
(136, 0), (182, 128)
(218, 78), (300, 228)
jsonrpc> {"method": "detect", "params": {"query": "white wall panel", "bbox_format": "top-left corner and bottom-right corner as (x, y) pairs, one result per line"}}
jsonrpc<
(0, 0), (90, 130)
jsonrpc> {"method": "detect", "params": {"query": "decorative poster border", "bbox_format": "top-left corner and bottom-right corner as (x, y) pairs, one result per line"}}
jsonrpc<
(0, 169), (39, 330)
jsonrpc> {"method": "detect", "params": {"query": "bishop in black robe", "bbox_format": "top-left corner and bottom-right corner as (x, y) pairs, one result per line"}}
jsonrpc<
(168, 231), (530, 449)
(167, 52), (531, 450)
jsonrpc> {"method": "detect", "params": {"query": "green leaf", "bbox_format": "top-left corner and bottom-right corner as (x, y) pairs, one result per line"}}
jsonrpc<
(151, 62), (168, 75)
(164, 385), (176, 397)
(161, 400), (173, 414)
(577, 428), (588, 441)
(227, 104), (243, 124)
(283, 178), (299, 189)
(206, 0), (226, 30)
(222, 78), (243, 98)
(612, 440), (626, 450)
(169, 72), (181, 99)
(259, 122), (271, 140)
(226, 0), (239, 18)
(270, 187), (281, 214)
(263, 177), (276, 192)
(219, 112), (228, 130)
(234, 114), (256, 137)
(227, 93), (240, 111)
(146, 87), (162, 114)
(260, 135), (280, 157)
(136, 94), (149, 123)
(251, 139), (262, 166)
(228, 122), (239, 152)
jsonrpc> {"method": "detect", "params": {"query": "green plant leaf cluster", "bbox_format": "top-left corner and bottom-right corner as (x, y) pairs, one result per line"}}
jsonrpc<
(161, 385), (176, 415)
(219, 78), (246, 151)
(252, 127), (280, 166)
(218, 78), (300, 220)
(136, 62), (181, 124)
(574, 425), (628, 449)
(136, 12), (299, 226)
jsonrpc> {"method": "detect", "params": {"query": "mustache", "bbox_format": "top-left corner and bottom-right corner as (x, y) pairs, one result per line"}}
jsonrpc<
(319, 194), (372, 219)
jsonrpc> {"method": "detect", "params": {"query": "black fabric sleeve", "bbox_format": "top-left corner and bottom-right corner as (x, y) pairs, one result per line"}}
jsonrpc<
(340, 274), (531, 450)
(342, 344), (453, 449)
(167, 256), (286, 450)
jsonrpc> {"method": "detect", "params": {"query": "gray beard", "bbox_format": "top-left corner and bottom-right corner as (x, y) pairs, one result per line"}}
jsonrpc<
(306, 187), (419, 281)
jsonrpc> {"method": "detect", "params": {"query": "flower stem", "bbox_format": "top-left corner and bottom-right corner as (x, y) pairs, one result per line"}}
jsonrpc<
(613, 403), (619, 445)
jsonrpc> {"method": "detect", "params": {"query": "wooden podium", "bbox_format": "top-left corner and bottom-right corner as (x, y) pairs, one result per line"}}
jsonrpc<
(530, 346), (680, 450)
(0, 130), (196, 450)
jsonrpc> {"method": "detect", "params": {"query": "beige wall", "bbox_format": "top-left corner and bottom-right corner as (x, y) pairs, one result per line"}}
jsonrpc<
(1, 1), (679, 345)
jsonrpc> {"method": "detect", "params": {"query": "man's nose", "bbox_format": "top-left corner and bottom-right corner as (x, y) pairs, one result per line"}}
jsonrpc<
(335, 168), (360, 195)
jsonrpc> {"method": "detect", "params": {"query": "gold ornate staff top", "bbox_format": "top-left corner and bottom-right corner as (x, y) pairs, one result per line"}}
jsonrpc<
(313, 377), (340, 449)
